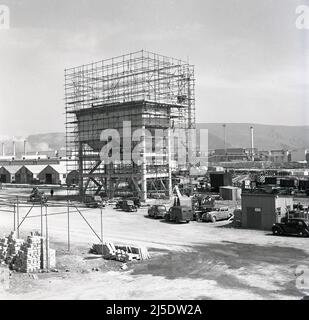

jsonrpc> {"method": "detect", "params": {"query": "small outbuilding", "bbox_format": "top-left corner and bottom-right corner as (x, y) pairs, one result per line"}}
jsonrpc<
(241, 191), (293, 230)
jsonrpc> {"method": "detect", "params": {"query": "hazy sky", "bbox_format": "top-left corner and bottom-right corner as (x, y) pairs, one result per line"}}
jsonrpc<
(0, 0), (308, 137)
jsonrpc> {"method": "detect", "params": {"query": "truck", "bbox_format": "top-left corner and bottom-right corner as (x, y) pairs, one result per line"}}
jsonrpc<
(29, 188), (48, 204)
(122, 200), (137, 212)
(164, 206), (193, 223)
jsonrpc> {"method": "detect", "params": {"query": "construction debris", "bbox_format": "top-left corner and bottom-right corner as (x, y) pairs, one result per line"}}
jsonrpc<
(91, 242), (150, 262)
(0, 231), (56, 273)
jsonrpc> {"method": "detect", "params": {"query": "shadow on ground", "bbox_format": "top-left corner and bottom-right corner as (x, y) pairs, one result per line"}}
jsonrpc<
(132, 242), (307, 299)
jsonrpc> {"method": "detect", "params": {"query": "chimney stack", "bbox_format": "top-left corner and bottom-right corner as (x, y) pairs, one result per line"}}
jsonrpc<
(13, 140), (16, 158)
(1, 143), (4, 156)
(24, 140), (27, 156)
(250, 126), (254, 160)
(223, 124), (227, 154)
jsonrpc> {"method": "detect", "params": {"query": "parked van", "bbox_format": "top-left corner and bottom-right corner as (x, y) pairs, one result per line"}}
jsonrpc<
(165, 206), (193, 223)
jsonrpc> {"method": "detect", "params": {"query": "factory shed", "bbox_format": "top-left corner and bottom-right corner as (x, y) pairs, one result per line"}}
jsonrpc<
(49, 164), (67, 184)
(20, 165), (48, 184)
(37, 165), (61, 184)
(15, 166), (34, 184)
(241, 191), (293, 230)
(219, 186), (241, 201)
(0, 166), (21, 183)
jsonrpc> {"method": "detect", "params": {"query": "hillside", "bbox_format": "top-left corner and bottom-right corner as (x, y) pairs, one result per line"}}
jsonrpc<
(1, 124), (309, 154)
(197, 123), (309, 151)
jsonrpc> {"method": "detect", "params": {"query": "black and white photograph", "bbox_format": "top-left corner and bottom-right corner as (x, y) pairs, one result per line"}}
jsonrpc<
(0, 0), (309, 308)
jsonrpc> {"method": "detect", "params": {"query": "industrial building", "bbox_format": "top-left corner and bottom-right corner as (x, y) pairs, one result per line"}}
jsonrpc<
(0, 163), (68, 185)
(65, 50), (196, 200)
(241, 191), (293, 230)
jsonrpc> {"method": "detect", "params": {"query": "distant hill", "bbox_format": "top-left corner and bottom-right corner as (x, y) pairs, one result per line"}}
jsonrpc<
(1, 124), (309, 155)
(197, 123), (309, 152)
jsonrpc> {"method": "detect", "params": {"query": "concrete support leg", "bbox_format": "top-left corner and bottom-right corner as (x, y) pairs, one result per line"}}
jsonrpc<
(78, 142), (84, 199)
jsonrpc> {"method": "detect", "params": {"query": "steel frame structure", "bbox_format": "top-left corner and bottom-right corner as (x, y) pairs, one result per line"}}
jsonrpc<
(65, 50), (195, 200)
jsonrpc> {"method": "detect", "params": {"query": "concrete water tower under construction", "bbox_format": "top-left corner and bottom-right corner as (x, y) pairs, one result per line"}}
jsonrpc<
(65, 50), (195, 200)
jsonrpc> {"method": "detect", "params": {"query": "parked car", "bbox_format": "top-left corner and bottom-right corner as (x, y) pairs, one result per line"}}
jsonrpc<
(272, 218), (309, 237)
(164, 206), (193, 223)
(122, 200), (137, 212)
(148, 205), (167, 219)
(201, 206), (232, 222)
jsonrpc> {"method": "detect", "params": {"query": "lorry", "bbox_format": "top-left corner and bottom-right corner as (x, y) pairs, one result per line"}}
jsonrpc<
(122, 200), (137, 212)
(29, 188), (48, 204)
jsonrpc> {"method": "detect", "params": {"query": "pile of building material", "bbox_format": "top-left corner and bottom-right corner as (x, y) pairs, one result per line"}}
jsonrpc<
(0, 232), (24, 264)
(0, 231), (56, 273)
(91, 242), (150, 262)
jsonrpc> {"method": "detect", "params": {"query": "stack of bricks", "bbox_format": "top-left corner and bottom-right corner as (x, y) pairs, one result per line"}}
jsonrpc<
(0, 232), (24, 264)
(13, 235), (42, 273)
(0, 232), (56, 273)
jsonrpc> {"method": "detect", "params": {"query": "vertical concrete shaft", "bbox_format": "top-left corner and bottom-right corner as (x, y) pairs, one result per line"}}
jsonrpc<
(141, 125), (147, 202)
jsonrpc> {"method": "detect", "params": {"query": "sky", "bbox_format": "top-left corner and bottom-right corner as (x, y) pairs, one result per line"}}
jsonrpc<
(0, 0), (308, 137)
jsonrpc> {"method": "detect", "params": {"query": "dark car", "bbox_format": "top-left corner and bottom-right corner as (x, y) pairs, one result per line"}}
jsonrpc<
(165, 206), (193, 223)
(122, 200), (137, 212)
(272, 218), (309, 237)
(148, 205), (167, 219)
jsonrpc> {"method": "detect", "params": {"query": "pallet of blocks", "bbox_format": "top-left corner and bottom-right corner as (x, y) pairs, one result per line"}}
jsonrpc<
(91, 242), (116, 257)
(91, 242), (150, 262)
(0, 232), (24, 264)
(0, 232), (56, 273)
(13, 235), (42, 273)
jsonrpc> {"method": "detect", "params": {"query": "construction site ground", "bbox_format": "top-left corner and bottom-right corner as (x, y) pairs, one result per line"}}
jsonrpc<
(0, 189), (308, 300)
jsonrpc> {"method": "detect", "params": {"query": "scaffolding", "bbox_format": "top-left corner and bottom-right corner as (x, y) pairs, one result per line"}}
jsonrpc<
(65, 50), (195, 200)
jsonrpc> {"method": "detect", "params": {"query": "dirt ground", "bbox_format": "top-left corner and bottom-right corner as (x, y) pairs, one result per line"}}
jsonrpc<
(0, 190), (309, 300)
